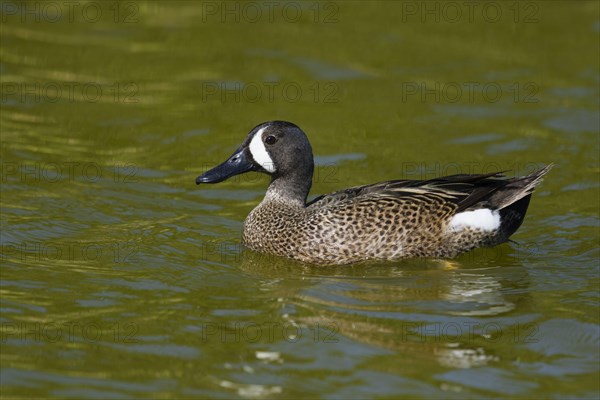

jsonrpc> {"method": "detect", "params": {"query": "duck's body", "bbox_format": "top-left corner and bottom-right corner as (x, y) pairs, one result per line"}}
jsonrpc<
(197, 121), (552, 265)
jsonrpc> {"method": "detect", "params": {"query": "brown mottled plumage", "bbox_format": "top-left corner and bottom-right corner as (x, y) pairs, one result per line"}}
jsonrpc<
(196, 121), (552, 265)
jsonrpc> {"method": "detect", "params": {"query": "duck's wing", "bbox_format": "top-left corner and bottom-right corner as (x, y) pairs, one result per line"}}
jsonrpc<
(307, 166), (552, 212)
(306, 171), (504, 209)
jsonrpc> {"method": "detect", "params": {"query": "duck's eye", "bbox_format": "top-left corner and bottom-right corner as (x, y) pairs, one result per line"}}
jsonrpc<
(264, 135), (278, 145)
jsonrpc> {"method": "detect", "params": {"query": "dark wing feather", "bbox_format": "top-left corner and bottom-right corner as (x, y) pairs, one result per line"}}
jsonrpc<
(306, 171), (510, 211)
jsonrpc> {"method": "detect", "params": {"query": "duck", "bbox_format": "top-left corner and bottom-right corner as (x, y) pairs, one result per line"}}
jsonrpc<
(196, 121), (552, 265)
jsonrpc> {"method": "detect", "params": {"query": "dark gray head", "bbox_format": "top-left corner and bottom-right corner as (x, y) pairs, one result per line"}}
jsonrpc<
(196, 121), (314, 204)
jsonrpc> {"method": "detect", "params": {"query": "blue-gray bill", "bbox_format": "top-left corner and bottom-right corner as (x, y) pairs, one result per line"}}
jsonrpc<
(196, 146), (256, 184)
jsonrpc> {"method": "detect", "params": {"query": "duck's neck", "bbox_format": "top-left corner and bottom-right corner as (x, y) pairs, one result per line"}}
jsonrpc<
(264, 171), (312, 208)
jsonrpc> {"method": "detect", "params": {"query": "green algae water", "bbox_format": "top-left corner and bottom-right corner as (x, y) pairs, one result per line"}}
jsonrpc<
(1, 1), (599, 398)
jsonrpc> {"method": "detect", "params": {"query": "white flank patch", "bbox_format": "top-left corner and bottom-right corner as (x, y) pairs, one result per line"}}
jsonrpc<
(249, 127), (276, 173)
(448, 209), (501, 232)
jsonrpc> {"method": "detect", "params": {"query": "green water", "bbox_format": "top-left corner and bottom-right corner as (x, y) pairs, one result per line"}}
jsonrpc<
(1, 1), (599, 398)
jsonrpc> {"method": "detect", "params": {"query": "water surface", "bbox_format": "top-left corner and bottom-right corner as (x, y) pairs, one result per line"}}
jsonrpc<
(1, 1), (599, 398)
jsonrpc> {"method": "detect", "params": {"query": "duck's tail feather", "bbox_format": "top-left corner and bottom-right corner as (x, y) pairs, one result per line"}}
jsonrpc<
(489, 164), (553, 210)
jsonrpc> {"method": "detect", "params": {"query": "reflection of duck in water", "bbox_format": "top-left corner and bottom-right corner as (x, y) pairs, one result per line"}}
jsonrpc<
(236, 260), (526, 372)
(236, 240), (533, 372)
(197, 121), (552, 265)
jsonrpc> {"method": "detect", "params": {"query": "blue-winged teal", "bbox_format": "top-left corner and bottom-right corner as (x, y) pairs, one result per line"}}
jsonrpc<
(196, 121), (552, 265)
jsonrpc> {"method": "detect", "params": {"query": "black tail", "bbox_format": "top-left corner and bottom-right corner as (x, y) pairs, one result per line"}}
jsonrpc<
(497, 194), (532, 241)
(493, 164), (553, 241)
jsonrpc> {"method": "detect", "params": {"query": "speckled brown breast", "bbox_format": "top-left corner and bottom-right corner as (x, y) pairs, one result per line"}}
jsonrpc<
(242, 194), (499, 265)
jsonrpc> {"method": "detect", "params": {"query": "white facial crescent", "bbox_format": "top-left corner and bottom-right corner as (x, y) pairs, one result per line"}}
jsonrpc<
(249, 127), (276, 173)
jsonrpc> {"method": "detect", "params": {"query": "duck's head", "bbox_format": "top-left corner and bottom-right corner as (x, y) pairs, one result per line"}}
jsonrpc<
(196, 121), (314, 201)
